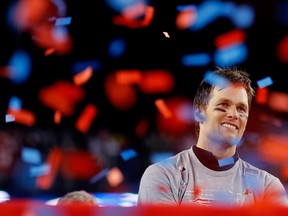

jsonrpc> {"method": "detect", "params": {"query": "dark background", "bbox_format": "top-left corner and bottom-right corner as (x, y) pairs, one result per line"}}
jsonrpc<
(1, 0), (288, 202)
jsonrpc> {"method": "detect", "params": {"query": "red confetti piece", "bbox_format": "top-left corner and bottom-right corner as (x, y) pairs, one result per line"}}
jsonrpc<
(54, 111), (61, 124)
(36, 147), (63, 190)
(214, 29), (246, 49)
(75, 104), (98, 133)
(135, 118), (149, 138)
(62, 150), (102, 180)
(155, 99), (172, 119)
(73, 66), (93, 86)
(255, 87), (268, 105)
(39, 80), (85, 116)
(139, 70), (174, 94)
(176, 8), (197, 30)
(115, 69), (142, 85)
(113, 6), (154, 28)
(7, 108), (35, 126)
(104, 73), (137, 110)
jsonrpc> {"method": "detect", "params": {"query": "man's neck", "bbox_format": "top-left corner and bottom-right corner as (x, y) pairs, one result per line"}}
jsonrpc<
(196, 140), (236, 160)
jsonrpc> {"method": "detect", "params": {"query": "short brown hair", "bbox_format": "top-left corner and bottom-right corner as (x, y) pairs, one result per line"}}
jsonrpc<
(57, 190), (97, 206)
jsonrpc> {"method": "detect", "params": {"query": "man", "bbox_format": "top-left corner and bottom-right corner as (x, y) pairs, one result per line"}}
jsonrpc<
(137, 67), (288, 206)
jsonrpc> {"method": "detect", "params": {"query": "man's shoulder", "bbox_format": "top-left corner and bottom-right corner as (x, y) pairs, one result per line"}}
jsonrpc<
(239, 158), (278, 179)
(150, 149), (191, 170)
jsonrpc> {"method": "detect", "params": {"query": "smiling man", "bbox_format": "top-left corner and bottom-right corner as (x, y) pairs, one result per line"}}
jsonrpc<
(137, 67), (288, 206)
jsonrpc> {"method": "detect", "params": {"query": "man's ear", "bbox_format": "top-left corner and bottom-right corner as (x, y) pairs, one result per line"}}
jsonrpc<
(194, 109), (205, 123)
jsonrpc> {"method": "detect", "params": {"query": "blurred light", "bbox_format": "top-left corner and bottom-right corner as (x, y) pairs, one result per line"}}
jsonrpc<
(108, 38), (126, 58)
(106, 167), (124, 187)
(0, 190), (10, 203)
(181, 53), (211, 66)
(214, 43), (248, 67)
(8, 96), (22, 110)
(268, 91), (288, 113)
(22, 147), (41, 164)
(8, 50), (31, 84)
(55, 17), (72, 26)
(120, 149), (138, 161)
(257, 134), (288, 165)
(257, 76), (273, 88)
(72, 60), (101, 73)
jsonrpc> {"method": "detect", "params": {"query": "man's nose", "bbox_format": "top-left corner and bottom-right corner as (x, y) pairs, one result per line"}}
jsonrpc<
(227, 107), (239, 119)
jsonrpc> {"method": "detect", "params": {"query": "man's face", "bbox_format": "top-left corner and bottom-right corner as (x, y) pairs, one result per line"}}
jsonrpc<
(200, 84), (249, 146)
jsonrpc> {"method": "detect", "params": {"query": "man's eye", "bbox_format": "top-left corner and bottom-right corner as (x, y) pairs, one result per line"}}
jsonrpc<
(220, 103), (228, 108)
(238, 107), (246, 113)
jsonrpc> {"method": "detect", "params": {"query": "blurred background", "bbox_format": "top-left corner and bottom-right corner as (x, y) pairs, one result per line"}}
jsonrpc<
(1, 0), (288, 205)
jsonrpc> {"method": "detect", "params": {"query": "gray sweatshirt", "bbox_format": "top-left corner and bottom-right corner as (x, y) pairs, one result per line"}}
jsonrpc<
(137, 148), (288, 206)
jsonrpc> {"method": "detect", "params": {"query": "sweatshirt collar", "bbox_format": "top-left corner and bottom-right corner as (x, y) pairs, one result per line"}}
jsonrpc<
(192, 145), (239, 171)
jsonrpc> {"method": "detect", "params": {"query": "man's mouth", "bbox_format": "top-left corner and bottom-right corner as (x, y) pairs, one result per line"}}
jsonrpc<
(221, 123), (238, 130)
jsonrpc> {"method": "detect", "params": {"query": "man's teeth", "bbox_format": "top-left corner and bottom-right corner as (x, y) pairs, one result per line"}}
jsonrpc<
(222, 123), (236, 129)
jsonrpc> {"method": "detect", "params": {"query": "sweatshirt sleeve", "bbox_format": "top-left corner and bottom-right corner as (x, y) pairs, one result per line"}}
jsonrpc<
(264, 176), (288, 206)
(137, 163), (178, 206)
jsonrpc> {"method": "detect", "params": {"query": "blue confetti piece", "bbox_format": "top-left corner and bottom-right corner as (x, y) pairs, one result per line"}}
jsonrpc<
(71, 60), (101, 73)
(8, 50), (31, 84)
(29, 164), (50, 177)
(108, 38), (126, 58)
(257, 76), (273, 88)
(5, 114), (15, 123)
(120, 149), (138, 161)
(8, 96), (22, 111)
(55, 17), (72, 26)
(218, 157), (234, 167)
(204, 70), (230, 89)
(181, 53), (211, 66)
(21, 147), (41, 164)
(214, 43), (248, 67)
